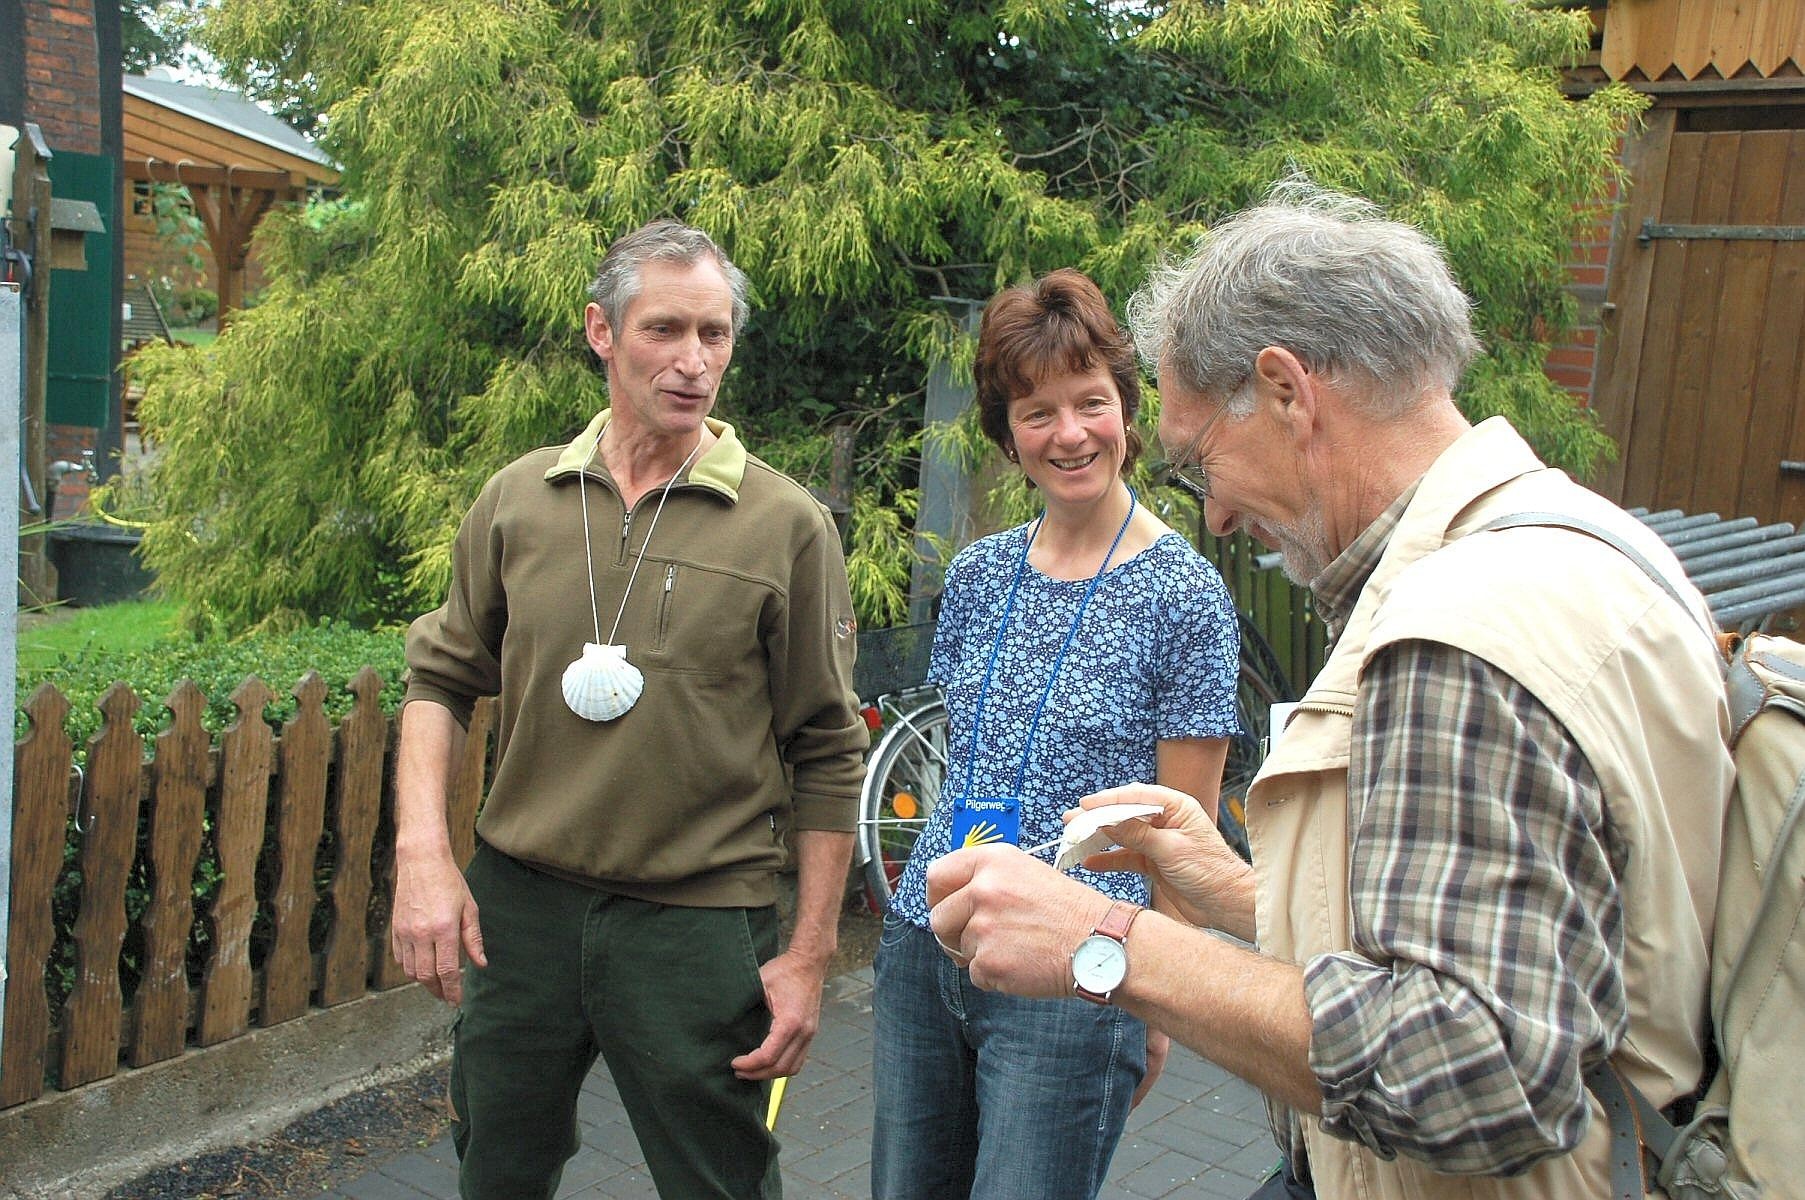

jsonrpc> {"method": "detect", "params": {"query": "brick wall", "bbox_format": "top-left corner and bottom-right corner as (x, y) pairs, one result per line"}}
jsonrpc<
(45, 423), (94, 517)
(1545, 143), (1625, 407)
(22, 2), (112, 499)
(23, 0), (101, 155)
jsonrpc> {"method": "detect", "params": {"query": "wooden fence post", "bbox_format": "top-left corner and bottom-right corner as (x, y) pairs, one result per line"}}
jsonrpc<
(129, 681), (211, 1067)
(320, 668), (385, 1006)
(196, 677), (274, 1046)
(59, 683), (143, 1089)
(368, 712), (406, 992)
(2, 685), (72, 1108)
(260, 673), (330, 1026)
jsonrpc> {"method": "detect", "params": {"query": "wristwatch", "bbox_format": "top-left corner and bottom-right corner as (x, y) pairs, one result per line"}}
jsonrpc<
(1072, 900), (1141, 1005)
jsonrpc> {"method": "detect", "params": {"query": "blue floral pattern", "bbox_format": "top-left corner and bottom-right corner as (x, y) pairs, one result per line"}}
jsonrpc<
(889, 525), (1241, 928)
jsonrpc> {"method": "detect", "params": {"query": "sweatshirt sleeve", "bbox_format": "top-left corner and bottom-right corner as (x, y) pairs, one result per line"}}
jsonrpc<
(404, 478), (507, 728)
(768, 504), (867, 833)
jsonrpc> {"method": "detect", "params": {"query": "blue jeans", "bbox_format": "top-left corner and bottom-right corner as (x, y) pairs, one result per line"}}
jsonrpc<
(870, 914), (1147, 1200)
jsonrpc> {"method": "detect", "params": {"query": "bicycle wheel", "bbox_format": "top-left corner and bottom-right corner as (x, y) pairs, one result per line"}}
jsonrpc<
(1219, 616), (1293, 861)
(857, 696), (949, 913)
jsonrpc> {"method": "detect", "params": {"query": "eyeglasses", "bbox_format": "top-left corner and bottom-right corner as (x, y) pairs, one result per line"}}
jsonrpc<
(1162, 401), (1230, 503)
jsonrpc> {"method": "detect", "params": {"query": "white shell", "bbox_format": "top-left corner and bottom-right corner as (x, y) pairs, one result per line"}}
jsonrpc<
(561, 643), (644, 721)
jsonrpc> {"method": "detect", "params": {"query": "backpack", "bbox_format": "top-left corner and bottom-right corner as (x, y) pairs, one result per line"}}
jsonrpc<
(1483, 513), (1805, 1200)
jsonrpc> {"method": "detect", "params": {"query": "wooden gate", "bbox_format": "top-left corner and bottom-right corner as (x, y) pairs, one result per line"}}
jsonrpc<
(1592, 108), (1805, 532)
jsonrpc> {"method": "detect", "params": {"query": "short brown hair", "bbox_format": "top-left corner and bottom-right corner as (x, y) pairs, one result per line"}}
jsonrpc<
(973, 269), (1143, 473)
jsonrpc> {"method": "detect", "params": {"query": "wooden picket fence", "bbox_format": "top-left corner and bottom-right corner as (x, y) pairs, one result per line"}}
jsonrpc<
(1, 670), (495, 1111)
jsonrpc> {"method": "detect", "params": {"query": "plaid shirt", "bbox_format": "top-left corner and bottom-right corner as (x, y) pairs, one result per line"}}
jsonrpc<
(1295, 491), (1629, 1176)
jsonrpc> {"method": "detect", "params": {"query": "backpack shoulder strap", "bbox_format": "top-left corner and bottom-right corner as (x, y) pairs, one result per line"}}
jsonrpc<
(1477, 511), (1715, 643)
(1479, 512), (1721, 1193)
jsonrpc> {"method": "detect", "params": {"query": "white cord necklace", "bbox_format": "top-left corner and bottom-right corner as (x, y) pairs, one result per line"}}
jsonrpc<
(561, 429), (705, 722)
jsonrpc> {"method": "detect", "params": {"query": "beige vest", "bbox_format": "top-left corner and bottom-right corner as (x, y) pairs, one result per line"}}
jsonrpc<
(1248, 419), (1734, 1199)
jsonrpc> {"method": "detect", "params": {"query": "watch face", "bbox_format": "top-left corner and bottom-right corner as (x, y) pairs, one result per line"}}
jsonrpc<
(1072, 933), (1128, 994)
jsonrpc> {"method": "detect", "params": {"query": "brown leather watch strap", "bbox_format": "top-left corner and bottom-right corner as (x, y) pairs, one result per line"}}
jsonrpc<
(1094, 900), (1141, 944)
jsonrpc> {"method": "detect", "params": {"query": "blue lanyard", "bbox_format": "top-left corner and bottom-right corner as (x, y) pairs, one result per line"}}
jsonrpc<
(961, 488), (1137, 800)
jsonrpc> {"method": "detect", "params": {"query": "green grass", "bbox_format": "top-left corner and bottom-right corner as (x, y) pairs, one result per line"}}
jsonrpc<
(15, 599), (183, 675)
(170, 327), (216, 348)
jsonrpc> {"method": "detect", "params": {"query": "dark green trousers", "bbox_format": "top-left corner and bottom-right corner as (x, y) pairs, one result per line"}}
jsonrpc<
(451, 842), (782, 1199)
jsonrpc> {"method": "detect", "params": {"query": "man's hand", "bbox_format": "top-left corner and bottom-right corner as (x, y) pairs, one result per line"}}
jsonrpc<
(731, 949), (828, 1081)
(1074, 784), (1255, 939)
(1133, 1029), (1171, 1109)
(925, 844), (1112, 999)
(390, 844), (487, 1006)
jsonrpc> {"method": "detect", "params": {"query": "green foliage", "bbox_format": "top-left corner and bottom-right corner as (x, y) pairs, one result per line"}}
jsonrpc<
(122, 0), (201, 74)
(16, 617), (407, 759)
(149, 282), (220, 328)
(145, 182), (208, 281)
(140, 0), (1638, 633)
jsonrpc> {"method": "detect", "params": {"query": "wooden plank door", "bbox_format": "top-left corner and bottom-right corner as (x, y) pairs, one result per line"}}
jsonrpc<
(1594, 111), (1805, 536)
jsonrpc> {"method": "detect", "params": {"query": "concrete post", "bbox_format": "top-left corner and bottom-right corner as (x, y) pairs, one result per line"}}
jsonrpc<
(11, 123), (52, 604)
(909, 299), (982, 626)
(1, 281), (22, 1066)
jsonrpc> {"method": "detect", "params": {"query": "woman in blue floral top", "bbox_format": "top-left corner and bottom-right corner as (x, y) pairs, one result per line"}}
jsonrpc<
(870, 270), (1241, 1200)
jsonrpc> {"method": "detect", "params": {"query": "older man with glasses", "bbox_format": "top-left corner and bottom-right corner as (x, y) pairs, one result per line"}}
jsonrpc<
(925, 181), (1733, 1200)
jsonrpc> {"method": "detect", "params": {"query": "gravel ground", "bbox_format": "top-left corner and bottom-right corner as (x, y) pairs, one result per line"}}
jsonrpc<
(106, 901), (884, 1199)
(104, 1067), (452, 1200)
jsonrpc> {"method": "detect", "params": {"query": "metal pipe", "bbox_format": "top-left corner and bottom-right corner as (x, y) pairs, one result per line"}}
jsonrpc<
(1691, 550), (1805, 593)
(1662, 515), (1758, 546)
(1643, 512), (1721, 535)
(1681, 531), (1805, 576)
(1713, 582), (1805, 631)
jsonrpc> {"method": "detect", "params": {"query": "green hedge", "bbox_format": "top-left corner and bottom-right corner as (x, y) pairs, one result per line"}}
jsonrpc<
(16, 618), (409, 756)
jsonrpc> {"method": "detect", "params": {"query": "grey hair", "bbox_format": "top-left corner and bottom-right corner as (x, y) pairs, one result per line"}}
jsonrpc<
(1128, 179), (1481, 417)
(589, 219), (752, 335)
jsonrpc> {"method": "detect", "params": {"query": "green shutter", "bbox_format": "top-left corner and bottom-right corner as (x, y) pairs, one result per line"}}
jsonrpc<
(46, 150), (115, 429)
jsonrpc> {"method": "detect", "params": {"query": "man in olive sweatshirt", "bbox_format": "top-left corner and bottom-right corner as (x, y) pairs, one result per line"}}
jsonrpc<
(391, 220), (868, 1199)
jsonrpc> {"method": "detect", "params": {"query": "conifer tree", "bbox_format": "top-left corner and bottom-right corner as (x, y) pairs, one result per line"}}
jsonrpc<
(133, 0), (1641, 631)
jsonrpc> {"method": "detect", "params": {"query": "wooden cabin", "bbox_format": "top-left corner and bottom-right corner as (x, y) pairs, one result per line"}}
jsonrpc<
(1560, 1), (1805, 537)
(122, 72), (338, 319)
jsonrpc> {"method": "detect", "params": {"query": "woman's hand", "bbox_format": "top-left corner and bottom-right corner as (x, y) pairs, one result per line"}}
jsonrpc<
(1070, 783), (1253, 935)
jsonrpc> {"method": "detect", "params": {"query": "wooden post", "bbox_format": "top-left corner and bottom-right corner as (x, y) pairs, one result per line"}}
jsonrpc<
(196, 677), (275, 1045)
(59, 684), (143, 1089)
(1, 686), (72, 1108)
(320, 668), (385, 1006)
(129, 682), (211, 1067)
(911, 300), (982, 624)
(828, 422), (855, 545)
(260, 673), (331, 1026)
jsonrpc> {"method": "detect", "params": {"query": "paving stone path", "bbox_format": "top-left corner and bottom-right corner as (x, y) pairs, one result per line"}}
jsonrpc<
(319, 968), (1277, 1199)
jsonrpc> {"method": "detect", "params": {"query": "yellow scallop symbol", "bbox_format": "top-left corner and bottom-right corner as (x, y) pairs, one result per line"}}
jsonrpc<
(961, 821), (1003, 848)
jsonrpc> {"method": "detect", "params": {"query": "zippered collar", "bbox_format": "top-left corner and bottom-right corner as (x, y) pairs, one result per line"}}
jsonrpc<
(543, 409), (746, 502)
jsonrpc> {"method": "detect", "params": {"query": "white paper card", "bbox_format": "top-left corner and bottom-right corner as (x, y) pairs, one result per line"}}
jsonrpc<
(1265, 701), (1300, 758)
(1052, 802), (1164, 871)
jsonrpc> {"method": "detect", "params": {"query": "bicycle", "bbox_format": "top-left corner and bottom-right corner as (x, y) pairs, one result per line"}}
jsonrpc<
(852, 612), (1295, 914)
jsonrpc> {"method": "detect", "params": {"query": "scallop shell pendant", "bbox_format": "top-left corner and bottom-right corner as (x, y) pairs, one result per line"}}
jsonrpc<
(562, 643), (644, 722)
